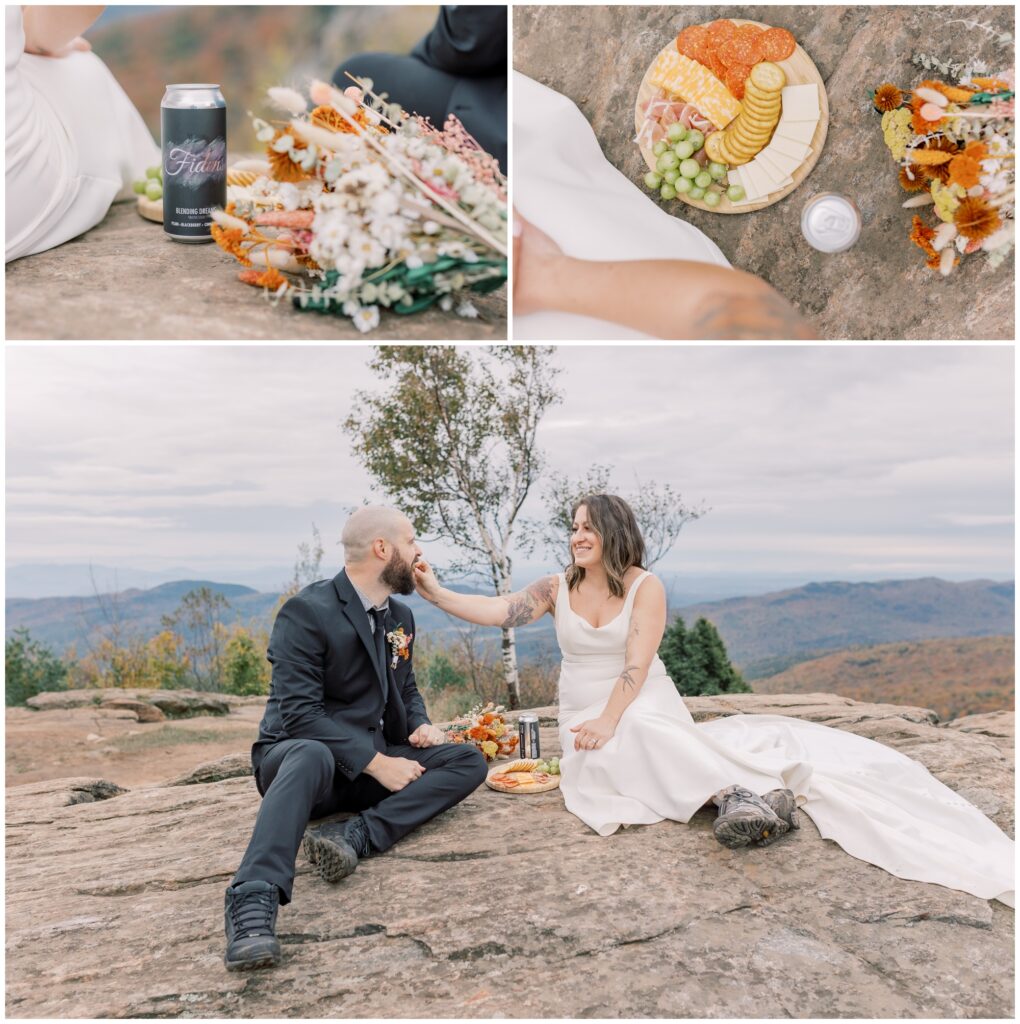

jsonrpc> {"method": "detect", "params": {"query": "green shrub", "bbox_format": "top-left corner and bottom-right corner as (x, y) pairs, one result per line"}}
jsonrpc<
(5, 629), (68, 706)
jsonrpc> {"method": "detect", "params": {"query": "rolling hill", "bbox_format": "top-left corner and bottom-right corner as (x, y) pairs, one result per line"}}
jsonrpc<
(673, 578), (1014, 678)
(752, 636), (1014, 721)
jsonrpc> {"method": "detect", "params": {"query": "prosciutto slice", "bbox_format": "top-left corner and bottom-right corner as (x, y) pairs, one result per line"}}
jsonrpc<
(636, 90), (717, 150)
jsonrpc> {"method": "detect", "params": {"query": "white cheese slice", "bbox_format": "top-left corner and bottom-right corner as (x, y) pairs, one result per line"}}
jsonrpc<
(775, 118), (817, 145)
(752, 156), (784, 191)
(759, 145), (801, 178)
(780, 83), (820, 121)
(741, 162), (771, 199)
(769, 134), (812, 160)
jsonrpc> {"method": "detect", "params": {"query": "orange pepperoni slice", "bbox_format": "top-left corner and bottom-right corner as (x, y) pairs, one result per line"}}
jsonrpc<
(706, 18), (738, 46)
(759, 26), (797, 61)
(719, 35), (755, 67)
(723, 64), (750, 99)
(676, 24), (710, 59)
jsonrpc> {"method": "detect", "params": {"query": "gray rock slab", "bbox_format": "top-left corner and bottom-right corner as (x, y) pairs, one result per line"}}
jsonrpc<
(5, 694), (1012, 1018)
(513, 4), (1014, 340)
(6, 201), (507, 341)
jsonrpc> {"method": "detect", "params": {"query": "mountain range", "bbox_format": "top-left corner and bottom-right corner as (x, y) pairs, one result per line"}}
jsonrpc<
(6, 577), (1013, 682)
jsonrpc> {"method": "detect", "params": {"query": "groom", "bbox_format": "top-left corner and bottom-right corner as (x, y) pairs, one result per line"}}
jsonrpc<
(223, 506), (487, 971)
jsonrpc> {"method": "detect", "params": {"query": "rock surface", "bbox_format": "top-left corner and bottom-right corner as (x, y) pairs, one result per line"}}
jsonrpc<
(5, 201), (507, 341)
(6, 693), (1012, 1018)
(25, 688), (253, 719)
(513, 5), (1015, 340)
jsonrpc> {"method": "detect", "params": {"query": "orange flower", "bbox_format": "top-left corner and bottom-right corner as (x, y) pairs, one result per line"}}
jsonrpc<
(211, 223), (252, 267)
(310, 104), (373, 134)
(873, 83), (903, 112)
(467, 726), (488, 741)
(908, 215), (941, 269)
(481, 713), (498, 725)
(947, 141), (990, 190)
(915, 137), (958, 184)
(954, 196), (1001, 242)
(267, 128), (314, 183)
(970, 77), (1008, 93)
(898, 164), (928, 191)
(238, 267), (288, 290)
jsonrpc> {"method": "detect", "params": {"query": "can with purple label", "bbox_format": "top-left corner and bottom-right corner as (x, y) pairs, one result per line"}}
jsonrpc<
(161, 84), (227, 243)
(518, 714), (540, 759)
(800, 192), (862, 253)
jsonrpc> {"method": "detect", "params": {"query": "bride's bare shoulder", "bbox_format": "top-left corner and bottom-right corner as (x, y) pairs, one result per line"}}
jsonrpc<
(632, 570), (666, 603)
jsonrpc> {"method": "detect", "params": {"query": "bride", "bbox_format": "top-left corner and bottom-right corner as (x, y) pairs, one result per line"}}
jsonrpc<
(413, 493), (1014, 907)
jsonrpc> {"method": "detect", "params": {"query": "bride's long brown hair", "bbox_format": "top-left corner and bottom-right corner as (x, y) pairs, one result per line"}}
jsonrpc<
(565, 494), (647, 598)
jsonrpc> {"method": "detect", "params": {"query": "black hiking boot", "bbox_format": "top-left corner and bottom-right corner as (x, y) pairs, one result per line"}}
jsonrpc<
(303, 814), (372, 883)
(761, 788), (801, 833)
(223, 880), (282, 971)
(712, 785), (789, 849)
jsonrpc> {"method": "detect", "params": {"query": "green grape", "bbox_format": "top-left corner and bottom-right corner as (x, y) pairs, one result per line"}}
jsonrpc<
(674, 175), (693, 193)
(657, 151), (680, 172)
(145, 165), (161, 180)
(653, 140), (668, 157)
(674, 140), (694, 159)
(704, 189), (722, 207)
(679, 158), (700, 179)
(666, 123), (688, 143)
(145, 180), (163, 201)
(726, 184), (746, 201)
(644, 171), (663, 190)
(660, 182), (677, 200)
(662, 168), (680, 184)
(708, 161), (728, 180)
(689, 186), (706, 200)
(694, 170), (712, 189)
(687, 129), (705, 151)
(132, 179), (146, 195)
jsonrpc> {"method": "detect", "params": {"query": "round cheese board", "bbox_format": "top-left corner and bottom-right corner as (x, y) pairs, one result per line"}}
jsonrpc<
(635, 18), (829, 214)
(485, 760), (561, 794)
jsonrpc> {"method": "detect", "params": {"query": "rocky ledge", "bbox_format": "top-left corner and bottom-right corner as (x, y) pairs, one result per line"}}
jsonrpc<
(5, 201), (507, 341)
(5, 693), (1013, 1018)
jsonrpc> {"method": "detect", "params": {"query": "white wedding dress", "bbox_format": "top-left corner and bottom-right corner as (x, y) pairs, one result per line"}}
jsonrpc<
(513, 72), (731, 340)
(5, 6), (160, 263)
(555, 571), (1015, 907)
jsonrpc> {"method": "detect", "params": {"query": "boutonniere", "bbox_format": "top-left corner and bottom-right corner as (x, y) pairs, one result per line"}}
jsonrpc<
(385, 626), (413, 669)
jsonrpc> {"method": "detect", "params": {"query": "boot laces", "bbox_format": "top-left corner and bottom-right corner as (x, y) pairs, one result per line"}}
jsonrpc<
(231, 889), (276, 937)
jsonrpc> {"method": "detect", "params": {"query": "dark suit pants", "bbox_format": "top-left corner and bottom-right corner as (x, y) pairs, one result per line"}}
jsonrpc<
(233, 738), (487, 903)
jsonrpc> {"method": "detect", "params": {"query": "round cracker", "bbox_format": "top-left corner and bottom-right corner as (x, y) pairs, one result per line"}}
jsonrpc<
(743, 83), (783, 104)
(704, 131), (729, 164)
(749, 61), (787, 92)
(740, 97), (781, 119)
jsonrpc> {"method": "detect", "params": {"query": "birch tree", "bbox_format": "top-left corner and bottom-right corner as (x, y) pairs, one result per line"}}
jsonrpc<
(344, 346), (561, 709)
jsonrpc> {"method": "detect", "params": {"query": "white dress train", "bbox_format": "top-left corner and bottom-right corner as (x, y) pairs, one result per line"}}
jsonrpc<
(555, 571), (1015, 907)
(5, 6), (160, 263)
(513, 71), (731, 340)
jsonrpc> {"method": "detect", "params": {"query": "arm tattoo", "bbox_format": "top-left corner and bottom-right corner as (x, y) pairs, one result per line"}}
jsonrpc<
(501, 576), (556, 629)
(619, 664), (641, 694)
(692, 289), (816, 340)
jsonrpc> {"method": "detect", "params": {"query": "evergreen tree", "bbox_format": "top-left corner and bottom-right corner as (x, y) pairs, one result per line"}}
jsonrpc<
(5, 629), (68, 706)
(659, 616), (750, 696)
(222, 629), (270, 696)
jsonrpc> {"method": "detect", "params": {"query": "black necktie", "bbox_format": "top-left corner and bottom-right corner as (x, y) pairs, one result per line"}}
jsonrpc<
(369, 607), (389, 701)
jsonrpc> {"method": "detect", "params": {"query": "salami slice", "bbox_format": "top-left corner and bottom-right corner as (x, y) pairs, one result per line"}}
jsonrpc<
(676, 24), (710, 58)
(759, 26), (797, 61)
(719, 35), (755, 67)
(706, 18), (737, 46)
(723, 64), (751, 100)
(707, 51), (729, 80)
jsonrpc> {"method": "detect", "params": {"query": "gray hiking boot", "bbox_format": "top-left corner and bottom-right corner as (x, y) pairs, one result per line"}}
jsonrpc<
(761, 788), (801, 832)
(712, 785), (789, 849)
(302, 814), (371, 883)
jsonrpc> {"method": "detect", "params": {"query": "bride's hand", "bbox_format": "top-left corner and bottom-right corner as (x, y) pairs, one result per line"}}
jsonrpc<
(413, 558), (442, 604)
(513, 211), (566, 316)
(569, 716), (616, 751)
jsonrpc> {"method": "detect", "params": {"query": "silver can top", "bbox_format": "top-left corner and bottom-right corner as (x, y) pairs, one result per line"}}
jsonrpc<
(162, 84), (225, 108)
(518, 714), (539, 723)
(801, 193), (861, 253)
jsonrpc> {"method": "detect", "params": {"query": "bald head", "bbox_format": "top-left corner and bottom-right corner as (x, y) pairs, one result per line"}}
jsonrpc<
(341, 506), (413, 565)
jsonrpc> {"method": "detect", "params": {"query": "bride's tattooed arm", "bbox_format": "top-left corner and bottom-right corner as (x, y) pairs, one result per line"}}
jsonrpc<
(500, 576), (558, 628)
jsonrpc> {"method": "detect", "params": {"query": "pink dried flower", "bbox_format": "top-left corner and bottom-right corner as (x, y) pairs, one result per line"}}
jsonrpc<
(254, 210), (316, 229)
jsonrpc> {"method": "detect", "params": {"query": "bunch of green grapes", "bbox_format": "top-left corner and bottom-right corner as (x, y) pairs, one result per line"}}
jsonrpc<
(642, 123), (745, 207)
(132, 165), (163, 202)
(534, 757), (561, 775)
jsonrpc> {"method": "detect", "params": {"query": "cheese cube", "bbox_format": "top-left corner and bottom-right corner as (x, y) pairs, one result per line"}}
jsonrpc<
(649, 50), (742, 130)
(780, 84), (820, 121)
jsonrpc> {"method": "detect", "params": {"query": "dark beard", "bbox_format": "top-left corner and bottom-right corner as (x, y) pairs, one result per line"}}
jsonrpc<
(380, 550), (416, 595)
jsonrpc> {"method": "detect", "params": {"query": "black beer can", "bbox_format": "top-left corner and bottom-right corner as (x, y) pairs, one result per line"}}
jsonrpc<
(518, 714), (540, 759)
(161, 84), (227, 243)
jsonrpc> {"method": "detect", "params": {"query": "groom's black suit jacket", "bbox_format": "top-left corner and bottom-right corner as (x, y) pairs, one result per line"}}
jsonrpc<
(252, 569), (431, 785)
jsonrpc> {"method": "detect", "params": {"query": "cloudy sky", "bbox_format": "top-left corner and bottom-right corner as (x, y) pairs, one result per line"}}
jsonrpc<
(5, 345), (1013, 594)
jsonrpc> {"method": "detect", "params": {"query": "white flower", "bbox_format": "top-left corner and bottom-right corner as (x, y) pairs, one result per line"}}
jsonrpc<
(405, 254), (423, 269)
(267, 86), (308, 116)
(342, 300), (360, 316)
(439, 295), (453, 312)
(271, 133), (295, 154)
(423, 220), (440, 235)
(352, 305), (380, 333)
(456, 301), (479, 319)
